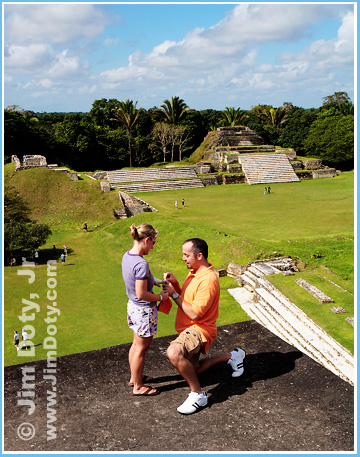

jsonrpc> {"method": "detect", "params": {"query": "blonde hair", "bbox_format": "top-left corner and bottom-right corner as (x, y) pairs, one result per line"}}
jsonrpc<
(130, 223), (157, 241)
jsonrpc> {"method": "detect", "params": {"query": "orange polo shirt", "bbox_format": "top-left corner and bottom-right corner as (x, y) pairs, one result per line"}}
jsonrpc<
(175, 264), (220, 354)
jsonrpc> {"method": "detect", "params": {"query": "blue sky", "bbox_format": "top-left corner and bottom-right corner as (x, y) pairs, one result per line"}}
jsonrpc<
(3, 2), (355, 113)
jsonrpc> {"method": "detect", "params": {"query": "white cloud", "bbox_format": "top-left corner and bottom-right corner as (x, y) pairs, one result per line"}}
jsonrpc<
(46, 50), (83, 79)
(5, 43), (53, 73)
(39, 79), (53, 89)
(98, 3), (353, 92)
(103, 37), (119, 47)
(3, 3), (354, 111)
(4, 4), (110, 44)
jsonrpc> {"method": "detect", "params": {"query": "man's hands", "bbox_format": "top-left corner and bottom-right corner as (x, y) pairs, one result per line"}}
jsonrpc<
(162, 272), (200, 321)
(163, 281), (175, 296)
(163, 272), (181, 296)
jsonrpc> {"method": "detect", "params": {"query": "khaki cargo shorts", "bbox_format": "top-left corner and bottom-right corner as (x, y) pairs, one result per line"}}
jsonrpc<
(170, 327), (203, 369)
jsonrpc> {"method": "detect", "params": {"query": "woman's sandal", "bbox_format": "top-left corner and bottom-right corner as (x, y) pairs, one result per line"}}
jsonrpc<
(132, 386), (159, 396)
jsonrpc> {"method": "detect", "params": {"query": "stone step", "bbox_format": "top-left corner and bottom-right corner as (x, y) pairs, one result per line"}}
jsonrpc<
(239, 274), (254, 290)
(254, 288), (354, 383)
(257, 278), (353, 365)
(215, 146), (275, 153)
(239, 154), (300, 185)
(249, 263), (281, 277)
(228, 286), (354, 385)
(111, 178), (204, 193)
(241, 271), (259, 289)
(247, 265), (263, 278)
(249, 296), (331, 369)
(107, 167), (197, 183)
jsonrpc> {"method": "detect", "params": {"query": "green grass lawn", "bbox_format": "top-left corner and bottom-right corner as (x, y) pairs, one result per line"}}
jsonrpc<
(4, 164), (122, 231)
(269, 272), (354, 352)
(4, 171), (354, 365)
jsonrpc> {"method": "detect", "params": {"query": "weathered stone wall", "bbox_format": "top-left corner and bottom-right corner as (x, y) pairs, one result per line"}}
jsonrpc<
(223, 153), (240, 164)
(118, 191), (157, 218)
(52, 168), (68, 173)
(199, 165), (211, 173)
(295, 278), (334, 303)
(23, 155), (47, 166)
(194, 162), (213, 174)
(227, 262), (248, 277)
(93, 172), (107, 180)
(216, 126), (265, 147)
(295, 170), (313, 180)
(312, 169), (337, 179)
(227, 164), (242, 173)
(201, 177), (219, 186)
(100, 181), (111, 192)
(68, 173), (79, 181)
(222, 174), (246, 185)
(11, 155), (21, 168)
(212, 163), (227, 172)
(275, 148), (297, 160)
(291, 161), (303, 170)
(303, 159), (323, 170)
(113, 208), (127, 219)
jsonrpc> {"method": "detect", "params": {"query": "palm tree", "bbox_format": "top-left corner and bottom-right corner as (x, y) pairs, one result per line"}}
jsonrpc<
(253, 105), (288, 129)
(338, 101), (354, 116)
(112, 99), (143, 168)
(155, 96), (190, 125)
(221, 107), (248, 126)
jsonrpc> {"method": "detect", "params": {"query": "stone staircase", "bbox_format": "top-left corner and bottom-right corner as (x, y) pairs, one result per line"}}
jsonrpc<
(239, 153), (300, 185)
(107, 166), (197, 184)
(215, 145), (275, 153)
(111, 178), (204, 193)
(227, 261), (354, 385)
(216, 126), (265, 146)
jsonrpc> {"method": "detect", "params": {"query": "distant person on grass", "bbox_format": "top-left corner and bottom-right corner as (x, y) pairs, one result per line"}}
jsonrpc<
(122, 223), (169, 396)
(83, 222), (88, 232)
(61, 253), (66, 265)
(13, 331), (19, 351)
(163, 238), (246, 414)
(22, 328), (29, 350)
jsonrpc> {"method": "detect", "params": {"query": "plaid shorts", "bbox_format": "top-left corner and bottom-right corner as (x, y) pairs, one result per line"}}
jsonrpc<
(170, 327), (203, 368)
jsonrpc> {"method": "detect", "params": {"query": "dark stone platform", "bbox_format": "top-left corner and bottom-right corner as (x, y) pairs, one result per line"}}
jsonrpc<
(3, 320), (354, 452)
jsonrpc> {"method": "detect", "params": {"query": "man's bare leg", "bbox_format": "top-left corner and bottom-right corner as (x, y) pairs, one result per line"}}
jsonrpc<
(197, 352), (232, 375)
(167, 343), (202, 393)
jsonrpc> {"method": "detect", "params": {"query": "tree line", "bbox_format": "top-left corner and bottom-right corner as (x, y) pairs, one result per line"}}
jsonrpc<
(4, 91), (354, 172)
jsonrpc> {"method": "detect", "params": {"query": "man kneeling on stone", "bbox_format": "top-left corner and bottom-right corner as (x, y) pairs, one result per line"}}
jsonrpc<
(163, 238), (246, 415)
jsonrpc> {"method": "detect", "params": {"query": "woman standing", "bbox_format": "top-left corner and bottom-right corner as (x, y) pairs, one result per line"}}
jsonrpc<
(122, 223), (169, 396)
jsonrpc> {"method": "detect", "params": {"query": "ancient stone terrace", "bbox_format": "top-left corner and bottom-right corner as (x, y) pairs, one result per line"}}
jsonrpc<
(107, 166), (205, 193)
(107, 166), (197, 184)
(111, 178), (204, 193)
(227, 259), (354, 386)
(239, 153), (300, 185)
(216, 126), (265, 146)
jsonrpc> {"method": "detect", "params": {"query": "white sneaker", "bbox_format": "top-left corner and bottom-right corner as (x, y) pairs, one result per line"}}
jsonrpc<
(177, 391), (208, 415)
(228, 348), (246, 377)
